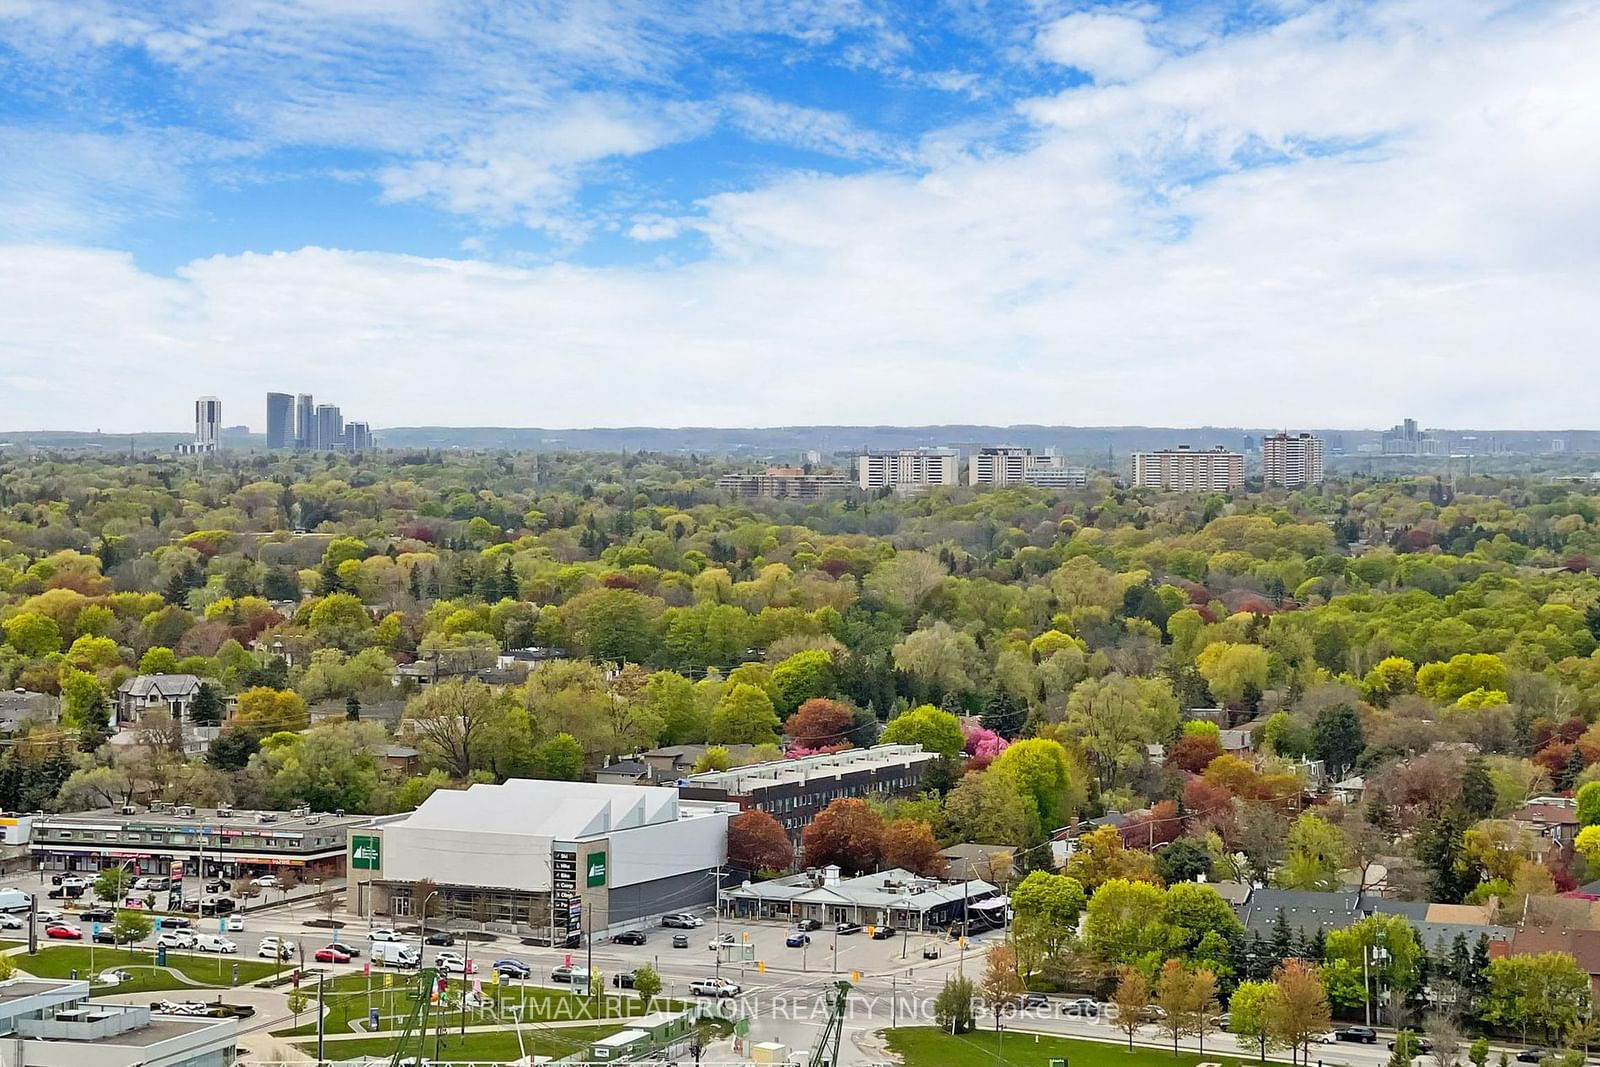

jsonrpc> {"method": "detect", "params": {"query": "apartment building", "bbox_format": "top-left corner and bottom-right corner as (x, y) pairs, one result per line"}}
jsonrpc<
(265, 392), (293, 449)
(1262, 432), (1326, 487)
(857, 448), (961, 491)
(1129, 445), (1245, 492)
(968, 447), (1088, 488)
(715, 468), (853, 501)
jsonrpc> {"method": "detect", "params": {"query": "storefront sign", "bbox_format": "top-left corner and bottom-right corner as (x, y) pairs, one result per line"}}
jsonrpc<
(585, 852), (607, 888)
(351, 835), (381, 870)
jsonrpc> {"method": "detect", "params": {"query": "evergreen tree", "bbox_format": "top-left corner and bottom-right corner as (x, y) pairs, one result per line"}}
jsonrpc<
(1271, 908), (1293, 961)
(980, 689), (1026, 739)
(1460, 758), (1496, 820)
(345, 696), (361, 722)
(1560, 746), (1586, 790)
(190, 683), (224, 726)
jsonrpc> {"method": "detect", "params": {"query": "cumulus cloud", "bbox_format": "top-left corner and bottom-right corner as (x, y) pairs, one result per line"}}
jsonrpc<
(0, 0), (1596, 430)
(1035, 11), (1163, 84)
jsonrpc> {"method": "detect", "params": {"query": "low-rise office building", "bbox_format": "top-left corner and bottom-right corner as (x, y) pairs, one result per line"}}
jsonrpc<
(0, 977), (237, 1067)
(347, 779), (734, 943)
(678, 744), (937, 842)
(29, 804), (368, 881)
(1129, 445), (1245, 492)
(722, 865), (999, 932)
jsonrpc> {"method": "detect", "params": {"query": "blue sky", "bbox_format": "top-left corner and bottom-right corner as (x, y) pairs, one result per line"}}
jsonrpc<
(0, 0), (1595, 431)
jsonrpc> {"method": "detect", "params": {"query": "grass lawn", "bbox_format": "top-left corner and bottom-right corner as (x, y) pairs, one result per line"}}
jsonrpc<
(16, 946), (280, 992)
(301, 1023), (620, 1063)
(272, 973), (684, 1037)
(886, 1028), (1267, 1067)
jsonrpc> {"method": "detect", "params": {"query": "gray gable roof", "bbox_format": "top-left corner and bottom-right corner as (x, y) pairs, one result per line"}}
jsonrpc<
(116, 674), (202, 698)
(1237, 889), (1361, 935)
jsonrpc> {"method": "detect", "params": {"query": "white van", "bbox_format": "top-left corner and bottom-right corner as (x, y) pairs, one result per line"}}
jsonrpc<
(195, 934), (236, 954)
(0, 888), (30, 913)
(370, 941), (420, 968)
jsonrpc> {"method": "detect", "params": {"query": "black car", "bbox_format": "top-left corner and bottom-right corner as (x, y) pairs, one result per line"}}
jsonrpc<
(78, 909), (115, 924)
(1020, 993), (1048, 1009)
(1389, 1038), (1435, 1055)
(199, 898), (235, 916)
(162, 917), (192, 930)
(1515, 1051), (1547, 1064)
(612, 931), (647, 946)
(1335, 1027), (1378, 1044)
(424, 931), (455, 946)
(613, 970), (638, 989)
(835, 922), (862, 935)
(92, 929), (116, 945)
(870, 926), (895, 940)
(796, 919), (821, 932)
(47, 886), (85, 899)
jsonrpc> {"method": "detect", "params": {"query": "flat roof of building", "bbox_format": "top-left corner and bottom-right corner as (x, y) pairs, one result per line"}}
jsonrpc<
(387, 779), (725, 841)
(0, 979), (74, 1005)
(681, 744), (934, 793)
(727, 868), (997, 911)
(36, 806), (372, 833)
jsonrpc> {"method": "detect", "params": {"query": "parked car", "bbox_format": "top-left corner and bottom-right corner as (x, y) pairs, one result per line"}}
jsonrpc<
(52, 875), (88, 889)
(195, 935), (236, 954)
(46, 885), (85, 899)
(77, 909), (115, 924)
(708, 932), (736, 950)
(671, 934), (689, 949)
(162, 917), (192, 930)
(662, 913), (704, 929)
(1019, 993), (1049, 1009)
(92, 928), (116, 945)
(1064, 998), (1100, 1017)
(870, 926), (894, 940)
(434, 952), (466, 974)
(204, 880), (228, 894)
(551, 965), (576, 983)
(368, 928), (401, 943)
(493, 959), (531, 980)
(795, 918), (821, 932)
(1515, 1051), (1547, 1064)
(0, 914), (24, 930)
(316, 946), (353, 964)
(688, 977), (741, 997)
(199, 898), (236, 916)
(922, 944), (940, 959)
(45, 924), (82, 939)
(1334, 1027), (1378, 1044)
(225, 916), (245, 932)
(834, 922), (862, 935)
(613, 969), (638, 989)
(612, 930), (646, 946)
(250, 875), (280, 889)
(1390, 1038), (1434, 1054)
(35, 909), (66, 923)
(156, 930), (197, 949)
(786, 932), (810, 947)
(423, 931), (455, 946)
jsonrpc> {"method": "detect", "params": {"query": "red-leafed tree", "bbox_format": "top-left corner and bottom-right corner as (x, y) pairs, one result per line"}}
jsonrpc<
(1165, 733), (1223, 774)
(881, 818), (948, 877)
(784, 698), (855, 750)
(1183, 776), (1237, 838)
(1120, 800), (1181, 849)
(802, 797), (884, 874)
(727, 810), (794, 873)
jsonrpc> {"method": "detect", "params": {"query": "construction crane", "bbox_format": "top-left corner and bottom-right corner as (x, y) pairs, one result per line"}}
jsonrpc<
(806, 981), (852, 1067)
(387, 966), (439, 1067)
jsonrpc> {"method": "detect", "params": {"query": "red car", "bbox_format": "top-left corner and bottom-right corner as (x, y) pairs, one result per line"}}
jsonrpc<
(314, 946), (352, 964)
(45, 924), (82, 940)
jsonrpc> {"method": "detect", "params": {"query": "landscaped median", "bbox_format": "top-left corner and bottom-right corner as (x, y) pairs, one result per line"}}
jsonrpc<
(271, 972), (686, 1037)
(296, 1023), (622, 1064)
(886, 1027), (1268, 1067)
(14, 946), (281, 994)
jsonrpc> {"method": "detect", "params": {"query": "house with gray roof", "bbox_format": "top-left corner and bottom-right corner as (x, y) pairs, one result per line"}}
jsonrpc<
(114, 674), (202, 727)
(0, 689), (57, 734)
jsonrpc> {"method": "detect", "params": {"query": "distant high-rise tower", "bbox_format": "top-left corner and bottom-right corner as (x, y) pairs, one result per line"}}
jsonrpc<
(314, 404), (342, 452)
(193, 396), (221, 452)
(266, 392), (293, 449)
(295, 393), (315, 450)
(345, 421), (372, 451)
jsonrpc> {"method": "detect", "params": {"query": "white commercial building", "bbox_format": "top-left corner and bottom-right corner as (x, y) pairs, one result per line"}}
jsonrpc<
(348, 779), (734, 943)
(856, 448), (960, 492)
(1261, 432), (1326, 487)
(193, 396), (220, 452)
(0, 977), (237, 1067)
(1129, 445), (1245, 492)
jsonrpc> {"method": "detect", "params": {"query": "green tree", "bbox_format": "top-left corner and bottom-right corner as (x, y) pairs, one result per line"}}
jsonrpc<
(1390, 1031), (1420, 1067)
(1065, 673), (1178, 789)
(933, 975), (976, 1034)
(1228, 980), (1282, 1061)
(980, 689), (1026, 739)
(1010, 871), (1086, 967)
(769, 649), (834, 714)
(708, 683), (780, 745)
(1578, 781), (1600, 827)
(1083, 878), (1170, 969)
(880, 704), (965, 759)
(643, 671), (705, 745)
(401, 679), (502, 778)
(308, 592), (373, 648)
(1323, 915), (1422, 1011)
(990, 738), (1079, 830)
(111, 910), (152, 951)
(94, 867), (132, 902)
(560, 587), (660, 663)
(1483, 952), (1590, 1043)
(942, 769), (1042, 846)
(138, 646), (179, 675)
(1278, 812), (1349, 891)
(3, 611), (62, 656)
(632, 964), (662, 1000)
(1196, 642), (1271, 706)
(1311, 704), (1364, 778)
(532, 733), (585, 781)
(190, 682), (224, 726)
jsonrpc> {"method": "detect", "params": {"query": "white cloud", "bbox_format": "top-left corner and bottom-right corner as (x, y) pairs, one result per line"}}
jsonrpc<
(1035, 11), (1163, 84)
(723, 93), (905, 162)
(0, 1), (1596, 430)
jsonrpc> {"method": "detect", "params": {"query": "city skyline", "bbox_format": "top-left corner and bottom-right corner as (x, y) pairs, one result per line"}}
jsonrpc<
(1, 2), (1596, 430)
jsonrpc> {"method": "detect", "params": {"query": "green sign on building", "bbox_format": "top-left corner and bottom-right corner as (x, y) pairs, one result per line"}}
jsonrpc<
(351, 834), (381, 870)
(586, 852), (607, 887)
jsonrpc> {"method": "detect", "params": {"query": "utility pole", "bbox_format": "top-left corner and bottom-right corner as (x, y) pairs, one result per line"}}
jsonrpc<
(316, 972), (326, 1064)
